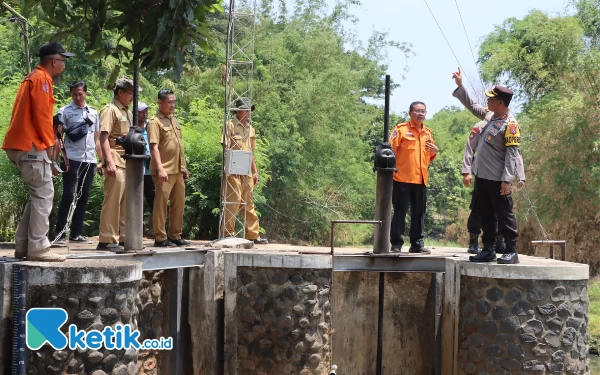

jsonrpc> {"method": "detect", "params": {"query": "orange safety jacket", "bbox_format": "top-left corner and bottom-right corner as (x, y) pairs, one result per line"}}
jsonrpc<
(389, 120), (436, 186)
(2, 66), (56, 152)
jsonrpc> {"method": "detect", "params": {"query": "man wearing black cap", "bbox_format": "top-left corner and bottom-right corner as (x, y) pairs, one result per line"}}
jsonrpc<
(2, 42), (74, 262)
(452, 67), (525, 264)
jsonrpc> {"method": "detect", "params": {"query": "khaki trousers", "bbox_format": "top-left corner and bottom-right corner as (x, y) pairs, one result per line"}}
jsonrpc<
(99, 166), (126, 243)
(222, 174), (259, 240)
(6, 147), (53, 255)
(152, 173), (185, 242)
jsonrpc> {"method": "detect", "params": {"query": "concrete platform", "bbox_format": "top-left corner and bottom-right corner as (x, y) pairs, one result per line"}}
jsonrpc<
(0, 238), (588, 276)
(0, 238), (589, 374)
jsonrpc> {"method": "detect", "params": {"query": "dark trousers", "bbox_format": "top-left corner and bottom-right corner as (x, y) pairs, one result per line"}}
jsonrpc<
(390, 181), (427, 247)
(467, 191), (481, 234)
(144, 175), (155, 214)
(474, 177), (518, 249)
(55, 160), (96, 238)
(144, 175), (155, 231)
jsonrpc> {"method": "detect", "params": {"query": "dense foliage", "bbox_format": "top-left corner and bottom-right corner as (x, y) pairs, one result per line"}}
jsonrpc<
(0, 0), (478, 247)
(478, 1), (600, 273)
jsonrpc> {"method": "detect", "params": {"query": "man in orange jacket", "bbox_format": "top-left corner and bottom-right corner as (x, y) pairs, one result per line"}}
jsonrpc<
(389, 101), (439, 253)
(2, 42), (74, 262)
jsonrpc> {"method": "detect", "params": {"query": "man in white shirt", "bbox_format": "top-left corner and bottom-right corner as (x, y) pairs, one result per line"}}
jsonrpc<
(54, 80), (101, 244)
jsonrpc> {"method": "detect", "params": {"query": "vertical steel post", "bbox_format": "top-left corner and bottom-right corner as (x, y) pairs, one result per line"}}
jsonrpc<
(124, 60), (145, 251)
(373, 75), (396, 254)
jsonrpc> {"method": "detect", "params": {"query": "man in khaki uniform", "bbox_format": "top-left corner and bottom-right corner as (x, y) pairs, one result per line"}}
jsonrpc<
(221, 97), (268, 244)
(147, 89), (190, 247)
(97, 78), (134, 250)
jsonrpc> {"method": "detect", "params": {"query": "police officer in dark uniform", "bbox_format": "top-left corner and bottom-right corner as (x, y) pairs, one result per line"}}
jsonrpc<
(452, 67), (525, 264)
(466, 156), (506, 254)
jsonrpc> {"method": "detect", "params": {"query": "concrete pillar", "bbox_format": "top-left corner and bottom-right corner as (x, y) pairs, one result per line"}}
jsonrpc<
(189, 251), (224, 375)
(458, 275), (590, 374)
(19, 260), (142, 374)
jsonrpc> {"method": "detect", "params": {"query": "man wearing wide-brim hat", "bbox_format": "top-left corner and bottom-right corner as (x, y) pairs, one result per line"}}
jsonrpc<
(221, 97), (268, 244)
(2, 42), (75, 262)
(96, 77), (135, 251)
(452, 67), (525, 265)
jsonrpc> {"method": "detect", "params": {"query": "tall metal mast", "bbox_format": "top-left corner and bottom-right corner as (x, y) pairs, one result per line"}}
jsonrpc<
(219, 0), (257, 239)
(1, 1), (32, 73)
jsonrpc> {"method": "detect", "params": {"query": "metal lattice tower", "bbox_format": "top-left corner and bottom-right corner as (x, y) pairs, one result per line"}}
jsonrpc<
(219, 0), (257, 239)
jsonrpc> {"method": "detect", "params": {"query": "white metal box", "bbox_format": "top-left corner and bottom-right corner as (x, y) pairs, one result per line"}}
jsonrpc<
(224, 149), (253, 175)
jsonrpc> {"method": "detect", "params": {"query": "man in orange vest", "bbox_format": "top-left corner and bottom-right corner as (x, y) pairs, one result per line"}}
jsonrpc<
(2, 42), (74, 262)
(389, 101), (439, 253)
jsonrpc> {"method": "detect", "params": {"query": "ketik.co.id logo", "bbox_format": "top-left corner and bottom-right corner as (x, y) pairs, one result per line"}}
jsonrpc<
(26, 308), (172, 350)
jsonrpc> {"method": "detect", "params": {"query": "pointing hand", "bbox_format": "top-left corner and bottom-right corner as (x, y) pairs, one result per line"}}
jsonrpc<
(452, 66), (463, 87)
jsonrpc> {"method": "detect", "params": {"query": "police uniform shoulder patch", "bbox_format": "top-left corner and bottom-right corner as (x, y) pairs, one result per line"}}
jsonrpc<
(504, 121), (521, 146)
(469, 125), (479, 139)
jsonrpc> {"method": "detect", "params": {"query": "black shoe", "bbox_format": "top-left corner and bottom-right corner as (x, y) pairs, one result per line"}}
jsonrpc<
(169, 238), (191, 246)
(253, 237), (268, 245)
(390, 245), (402, 253)
(409, 245), (431, 254)
(96, 242), (124, 251)
(70, 235), (92, 244)
(469, 248), (496, 262)
(154, 239), (176, 247)
(467, 233), (480, 254)
(497, 252), (519, 264)
(53, 236), (67, 246)
(467, 243), (481, 254)
(494, 238), (507, 254)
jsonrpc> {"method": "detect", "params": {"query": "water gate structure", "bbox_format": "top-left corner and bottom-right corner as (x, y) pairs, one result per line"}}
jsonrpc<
(0, 242), (589, 375)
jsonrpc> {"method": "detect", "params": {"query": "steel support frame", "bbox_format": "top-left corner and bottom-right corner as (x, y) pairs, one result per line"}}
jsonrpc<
(219, 0), (258, 240)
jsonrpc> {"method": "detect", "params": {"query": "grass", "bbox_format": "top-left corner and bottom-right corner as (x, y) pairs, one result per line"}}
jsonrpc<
(590, 277), (600, 353)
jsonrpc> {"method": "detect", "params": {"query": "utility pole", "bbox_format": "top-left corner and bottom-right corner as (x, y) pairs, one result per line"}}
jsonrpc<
(1, 1), (32, 73)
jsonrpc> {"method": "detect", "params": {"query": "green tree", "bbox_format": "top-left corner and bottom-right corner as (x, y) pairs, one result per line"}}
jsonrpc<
(479, 11), (584, 99)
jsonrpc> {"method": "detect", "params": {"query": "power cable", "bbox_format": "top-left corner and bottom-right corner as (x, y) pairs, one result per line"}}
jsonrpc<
(422, 0), (478, 94)
(454, 0), (485, 89)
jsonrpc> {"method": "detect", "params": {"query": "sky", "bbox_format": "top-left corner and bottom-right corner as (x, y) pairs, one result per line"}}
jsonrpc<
(343, 0), (575, 118)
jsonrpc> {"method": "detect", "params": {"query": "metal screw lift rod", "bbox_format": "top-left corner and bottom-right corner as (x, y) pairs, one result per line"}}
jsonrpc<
(122, 59), (150, 251)
(374, 75), (396, 375)
(373, 75), (396, 254)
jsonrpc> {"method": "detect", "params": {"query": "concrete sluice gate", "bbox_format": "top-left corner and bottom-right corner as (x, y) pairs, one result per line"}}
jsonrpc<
(0, 247), (590, 375)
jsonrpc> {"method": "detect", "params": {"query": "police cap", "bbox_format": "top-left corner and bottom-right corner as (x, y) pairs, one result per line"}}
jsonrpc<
(485, 85), (513, 104)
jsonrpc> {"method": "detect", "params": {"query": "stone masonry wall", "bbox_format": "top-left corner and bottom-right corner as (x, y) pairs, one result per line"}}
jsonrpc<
(236, 267), (332, 375)
(27, 281), (139, 375)
(459, 276), (589, 374)
(135, 270), (166, 375)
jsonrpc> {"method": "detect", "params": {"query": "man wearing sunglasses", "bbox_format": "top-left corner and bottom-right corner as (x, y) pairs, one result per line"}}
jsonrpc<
(452, 67), (526, 265)
(2, 42), (75, 262)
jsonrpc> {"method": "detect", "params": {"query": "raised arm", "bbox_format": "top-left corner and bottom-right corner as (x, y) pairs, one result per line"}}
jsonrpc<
(451, 67), (488, 120)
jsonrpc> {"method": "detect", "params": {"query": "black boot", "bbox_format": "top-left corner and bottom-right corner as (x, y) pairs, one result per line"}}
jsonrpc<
(469, 245), (496, 262)
(494, 235), (506, 254)
(468, 233), (480, 254)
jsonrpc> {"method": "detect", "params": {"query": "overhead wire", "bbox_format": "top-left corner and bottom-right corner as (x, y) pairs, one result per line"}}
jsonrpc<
(454, 0), (485, 89)
(422, 0), (478, 94)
